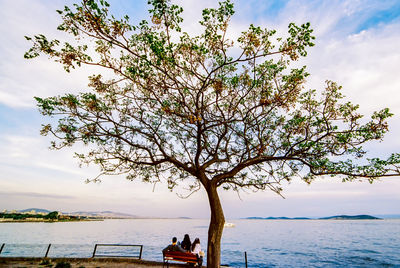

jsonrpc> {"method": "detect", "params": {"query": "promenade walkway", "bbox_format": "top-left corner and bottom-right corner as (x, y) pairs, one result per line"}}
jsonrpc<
(0, 257), (195, 267)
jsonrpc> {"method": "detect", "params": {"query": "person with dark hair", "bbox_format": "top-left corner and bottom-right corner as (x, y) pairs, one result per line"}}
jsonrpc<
(191, 238), (203, 267)
(162, 237), (186, 253)
(181, 234), (192, 251)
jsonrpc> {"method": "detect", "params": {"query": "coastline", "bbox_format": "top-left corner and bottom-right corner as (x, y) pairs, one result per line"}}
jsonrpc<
(0, 219), (103, 223)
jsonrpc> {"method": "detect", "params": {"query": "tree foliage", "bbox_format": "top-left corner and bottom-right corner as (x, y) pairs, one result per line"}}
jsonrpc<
(45, 211), (59, 220)
(26, 0), (400, 265)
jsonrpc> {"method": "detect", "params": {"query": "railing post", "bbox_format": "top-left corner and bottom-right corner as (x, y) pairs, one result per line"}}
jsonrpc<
(45, 244), (51, 258)
(0, 243), (5, 255)
(245, 251), (248, 268)
(139, 245), (143, 260)
(92, 244), (98, 258)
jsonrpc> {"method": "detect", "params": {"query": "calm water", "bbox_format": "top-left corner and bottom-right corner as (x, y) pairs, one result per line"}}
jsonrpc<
(0, 219), (399, 267)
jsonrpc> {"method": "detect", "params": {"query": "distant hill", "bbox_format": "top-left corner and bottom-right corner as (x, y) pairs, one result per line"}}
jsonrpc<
(66, 211), (138, 218)
(319, 215), (380, 220)
(18, 208), (51, 214)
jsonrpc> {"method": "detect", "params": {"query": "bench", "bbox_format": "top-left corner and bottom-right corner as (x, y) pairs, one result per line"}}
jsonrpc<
(163, 251), (199, 267)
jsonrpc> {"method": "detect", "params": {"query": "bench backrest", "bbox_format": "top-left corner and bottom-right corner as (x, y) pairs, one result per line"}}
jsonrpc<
(164, 251), (198, 262)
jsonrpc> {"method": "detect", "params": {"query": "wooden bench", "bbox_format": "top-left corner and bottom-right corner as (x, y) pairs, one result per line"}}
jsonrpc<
(163, 251), (199, 267)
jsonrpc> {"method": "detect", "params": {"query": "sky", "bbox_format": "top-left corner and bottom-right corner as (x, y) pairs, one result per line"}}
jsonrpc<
(0, 0), (400, 219)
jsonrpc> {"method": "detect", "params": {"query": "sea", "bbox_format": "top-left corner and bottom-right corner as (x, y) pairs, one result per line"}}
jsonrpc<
(0, 219), (399, 267)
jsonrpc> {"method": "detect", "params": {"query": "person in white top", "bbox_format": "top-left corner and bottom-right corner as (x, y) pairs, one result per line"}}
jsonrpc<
(191, 238), (203, 266)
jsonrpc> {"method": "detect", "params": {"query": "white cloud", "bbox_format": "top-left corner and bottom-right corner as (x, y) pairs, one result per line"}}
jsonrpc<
(306, 21), (400, 108)
(0, 0), (107, 108)
(0, 191), (75, 199)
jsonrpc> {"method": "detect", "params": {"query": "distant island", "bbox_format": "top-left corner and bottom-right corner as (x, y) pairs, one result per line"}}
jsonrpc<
(0, 208), (138, 223)
(244, 215), (381, 220)
(1, 208), (198, 222)
(0, 210), (76, 222)
(319, 215), (380, 220)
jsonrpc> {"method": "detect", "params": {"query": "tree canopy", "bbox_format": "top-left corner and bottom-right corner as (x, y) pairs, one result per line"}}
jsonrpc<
(26, 0), (400, 266)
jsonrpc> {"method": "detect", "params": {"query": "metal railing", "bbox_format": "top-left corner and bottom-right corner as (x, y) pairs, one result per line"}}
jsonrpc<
(0, 243), (142, 259)
(92, 244), (143, 259)
(0, 243), (246, 267)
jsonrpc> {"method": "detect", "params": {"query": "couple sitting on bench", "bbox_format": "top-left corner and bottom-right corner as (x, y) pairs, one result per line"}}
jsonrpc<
(162, 236), (203, 267)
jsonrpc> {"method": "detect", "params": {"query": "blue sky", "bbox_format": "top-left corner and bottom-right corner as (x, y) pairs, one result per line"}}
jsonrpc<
(0, 0), (400, 219)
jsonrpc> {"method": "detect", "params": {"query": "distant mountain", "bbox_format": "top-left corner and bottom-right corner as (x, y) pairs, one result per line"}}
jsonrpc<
(66, 211), (138, 218)
(319, 215), (380, 220)
(18, 208), (51, 214)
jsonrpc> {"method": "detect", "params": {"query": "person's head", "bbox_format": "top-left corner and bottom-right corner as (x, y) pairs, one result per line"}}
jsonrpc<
(191, 238), (200, 251)
(183, 234), (190, 242)
(172, 237), (177, 244)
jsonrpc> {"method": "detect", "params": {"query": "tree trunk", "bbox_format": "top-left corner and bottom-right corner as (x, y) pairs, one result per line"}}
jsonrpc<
(206, 185), (225, 268)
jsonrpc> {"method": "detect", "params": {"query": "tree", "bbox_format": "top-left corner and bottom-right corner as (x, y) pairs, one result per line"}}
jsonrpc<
(25, 0), (400, 266)
(45, 211), (59, 220)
